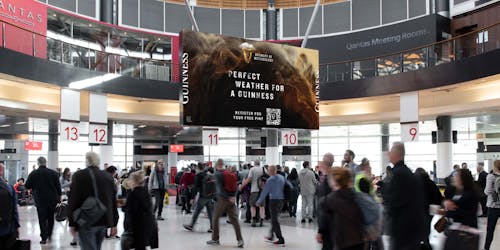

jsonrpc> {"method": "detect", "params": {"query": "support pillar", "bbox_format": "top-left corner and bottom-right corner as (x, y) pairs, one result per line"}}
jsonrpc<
(380, 124), (390, 175)
(436, 116), (453, 179)
(99, 121), (114, 168)
(168, 137), (178, 171)
(266, 0), (277, 40)
(436, 0), (450, 18)
(48, 120), (58, 170)
(266, 129), (279, 165)
(100, 0), (116, 24)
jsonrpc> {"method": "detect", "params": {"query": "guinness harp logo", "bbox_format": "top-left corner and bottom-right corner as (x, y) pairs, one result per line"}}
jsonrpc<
(240, 42), (255, 64)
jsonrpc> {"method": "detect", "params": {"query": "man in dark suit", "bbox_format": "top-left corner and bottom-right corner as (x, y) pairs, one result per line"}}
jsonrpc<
(68, 152), (118, 250)
(383, 142), (426, 250)
(477, 163), (488, 217)
(25, 157), (61, 244)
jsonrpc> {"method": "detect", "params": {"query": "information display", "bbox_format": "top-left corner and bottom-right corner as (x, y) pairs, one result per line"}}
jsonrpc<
(60, 121), (80, 142)
(180, 30), (319, 129)
(282, 130), (299, 146)
(89, 124), (108, 144)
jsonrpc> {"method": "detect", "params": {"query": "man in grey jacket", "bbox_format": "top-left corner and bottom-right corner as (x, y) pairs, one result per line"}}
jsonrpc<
(298, 161), (317, 223)
(148, 160), (168, 220)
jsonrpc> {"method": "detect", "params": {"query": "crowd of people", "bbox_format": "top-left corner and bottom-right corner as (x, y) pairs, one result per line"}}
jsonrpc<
(0, 141), (500, 250)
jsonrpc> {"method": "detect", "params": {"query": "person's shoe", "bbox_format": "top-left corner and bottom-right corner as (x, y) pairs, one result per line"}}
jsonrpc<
(206, 240), (220, 245)
(70, 242), (77, 246)
(226, 220), (232, 224)
(40, 240), (47, 245)
(237, 240), (244, 248)
(301, 219), (306, 223)
(244, 220), (251, 223)
(183, 224), (193, 231)
(308, 218), (313, 223)
(104, 234), (111, 239)
(207, 228), (213, 233)
(251, 221), (256, 227)
(273, 239), (285, 245)
(264, 236), (274, 242)
(157, 216), (165, 221)
(259, 219), (264, 227)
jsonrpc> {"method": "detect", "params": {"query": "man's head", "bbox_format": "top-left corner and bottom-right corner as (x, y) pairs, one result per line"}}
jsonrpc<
(322, 153), (334, 168)
(85, 152), (100, 167)
(389, 142), (405, 165)
(343, 150), (355, 163)
(493, 160), (500, 174)
(477, 163), (484, 174)
(453, 164), (460, 171)
(303, 161), (310, 169)
(37, 156), (47, 167)
(268, 165), (277, 176)
(104, 163), (109, 169)
(254, 160), (261, 167)
(461, 162), (468, 169)
(360, 158), (371, 173)
(17, 178), (25, 184)
(157, 160), (164, 170)
(215, 159), (224, 170)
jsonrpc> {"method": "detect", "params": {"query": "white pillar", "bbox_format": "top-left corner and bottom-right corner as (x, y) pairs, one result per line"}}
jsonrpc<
(99, 145), (114, 168)
(437, 142), (453, 178)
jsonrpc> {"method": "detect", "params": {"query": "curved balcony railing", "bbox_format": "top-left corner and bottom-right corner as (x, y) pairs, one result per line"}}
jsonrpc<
(319, 21), (500, 83)
(0, 20), (175, 82)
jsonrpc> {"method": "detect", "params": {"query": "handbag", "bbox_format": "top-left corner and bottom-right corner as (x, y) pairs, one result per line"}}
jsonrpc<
(72, 168), (107, 229)
(443, 226), (480, 250)
(14, 239), (31, 250)
(120, 231), (134, 250)
(433, 216), (449, 233)
(55, 203), (68, 222)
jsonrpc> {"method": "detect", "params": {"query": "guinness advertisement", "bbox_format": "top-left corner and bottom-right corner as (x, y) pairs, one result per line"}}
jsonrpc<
(180, 30), (319, 129)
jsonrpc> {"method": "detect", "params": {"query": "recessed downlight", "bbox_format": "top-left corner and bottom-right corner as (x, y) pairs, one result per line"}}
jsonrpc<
(16, 121), (28, 125)
(0, 124), (11, 128)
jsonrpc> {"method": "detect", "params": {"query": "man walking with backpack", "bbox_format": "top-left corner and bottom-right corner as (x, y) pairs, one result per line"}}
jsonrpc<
(207, 159), (244, 248)
(240, 160), (267, 227)
(484, 160), (500, 250)
(25, 157), (61, 244)
(68, 152), (118, 250)
(0, 163), (20, 249)
(184, 163), (215, 232)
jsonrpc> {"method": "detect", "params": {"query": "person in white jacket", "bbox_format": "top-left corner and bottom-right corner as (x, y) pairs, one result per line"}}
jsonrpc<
(298, 161), (317, 223)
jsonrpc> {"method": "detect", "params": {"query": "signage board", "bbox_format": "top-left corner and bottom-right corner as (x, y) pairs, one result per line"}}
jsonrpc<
(24, 141), (42, 151)
(180, 30), (319, 129)
(401, 122), (419, 142)
(60, 121), (80, 142)
(170, 144), (184, 153)
(282, 130), (299, 146)
(202, 129), (219, 146)
(89, 124), (108, 144)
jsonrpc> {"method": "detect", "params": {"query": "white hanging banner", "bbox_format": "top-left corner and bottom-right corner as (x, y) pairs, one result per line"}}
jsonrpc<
(282, 130), (298, 146)
(202, 129), (219, 146)
(89, 93), (108, 144)
(60, 89), (81, 121)
(89, 124), (108, 144)
(400, 92), (419, 142)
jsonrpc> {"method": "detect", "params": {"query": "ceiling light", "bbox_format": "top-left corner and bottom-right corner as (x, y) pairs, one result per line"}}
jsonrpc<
(138, 125), (147, 128)
(69, 73), (120, 89)
(0, 124), (11, 128)
(16, 122), (28, 125)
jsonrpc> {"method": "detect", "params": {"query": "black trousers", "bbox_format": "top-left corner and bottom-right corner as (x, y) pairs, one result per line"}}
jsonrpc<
(152, 189), (166, 217)
(485, 207), (500, 250)
(36, 203), (56, 241)
(0, 232), (16, 249)
(269, 199), (284, 241)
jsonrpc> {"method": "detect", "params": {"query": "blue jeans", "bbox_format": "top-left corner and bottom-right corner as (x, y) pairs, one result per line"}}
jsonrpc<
(78, 226), (106, 250)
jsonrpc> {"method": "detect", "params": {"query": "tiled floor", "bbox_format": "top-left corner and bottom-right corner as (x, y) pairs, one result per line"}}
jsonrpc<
(17, 198), (500, 250)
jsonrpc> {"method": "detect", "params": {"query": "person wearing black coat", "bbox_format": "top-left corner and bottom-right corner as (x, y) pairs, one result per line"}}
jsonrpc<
(124, 171), (156, 250)
(415, 168), (443, 249)
(25, 157), (61, 244)
(317, 167), (365, 250)
(476, 163), (488, 217)
(383, 142), (426, 250)
(67, 152), (118, 250)
(442, 169), (480, 229)
(316, 153), (334, 250)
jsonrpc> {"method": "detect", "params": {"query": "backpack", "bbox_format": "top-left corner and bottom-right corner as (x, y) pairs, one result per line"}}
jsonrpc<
(354, 191), (382, 241)
(493, 174), (500, 204)
(202, 172), (217, 198)
(222, 171), (238, 193)
(258, 167), (269, 191)
(0, 182), (14, 229)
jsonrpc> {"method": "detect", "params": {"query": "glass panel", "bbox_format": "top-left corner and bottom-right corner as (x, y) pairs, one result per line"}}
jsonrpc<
(47, 38), (62, 62)
(403, 48), (428, 72)
(62, 42), (72, 64)
(456, 32), (479, 60)
(352, 59), (376, 80)
(329, 62), (352, 82)
(430, 41), (454, 66)
(377, 54), (402, 76)
(71, 45), (90, 69)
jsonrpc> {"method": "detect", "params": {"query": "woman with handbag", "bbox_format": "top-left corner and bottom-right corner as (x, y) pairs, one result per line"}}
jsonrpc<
(122, 171), (156, 250)
(439, 169), (480, 250)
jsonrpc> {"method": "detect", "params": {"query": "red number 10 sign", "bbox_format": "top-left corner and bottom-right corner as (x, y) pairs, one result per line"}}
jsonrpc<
(89, 124), (107, 144)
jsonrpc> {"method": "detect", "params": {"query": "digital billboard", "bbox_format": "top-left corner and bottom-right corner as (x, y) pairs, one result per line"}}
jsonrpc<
(180, 30), (319, 129)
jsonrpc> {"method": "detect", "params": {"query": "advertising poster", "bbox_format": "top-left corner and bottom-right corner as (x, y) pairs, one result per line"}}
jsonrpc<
(180, 30), (319, 129)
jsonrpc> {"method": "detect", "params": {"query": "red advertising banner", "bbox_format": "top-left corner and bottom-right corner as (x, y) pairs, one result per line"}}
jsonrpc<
(24, 141), (43, 151)
(0, 0), (47, 58)
(170, 144), (184, 153)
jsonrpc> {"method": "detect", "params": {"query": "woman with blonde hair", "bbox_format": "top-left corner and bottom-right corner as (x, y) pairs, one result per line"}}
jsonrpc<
(122, 171), (156, 250)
